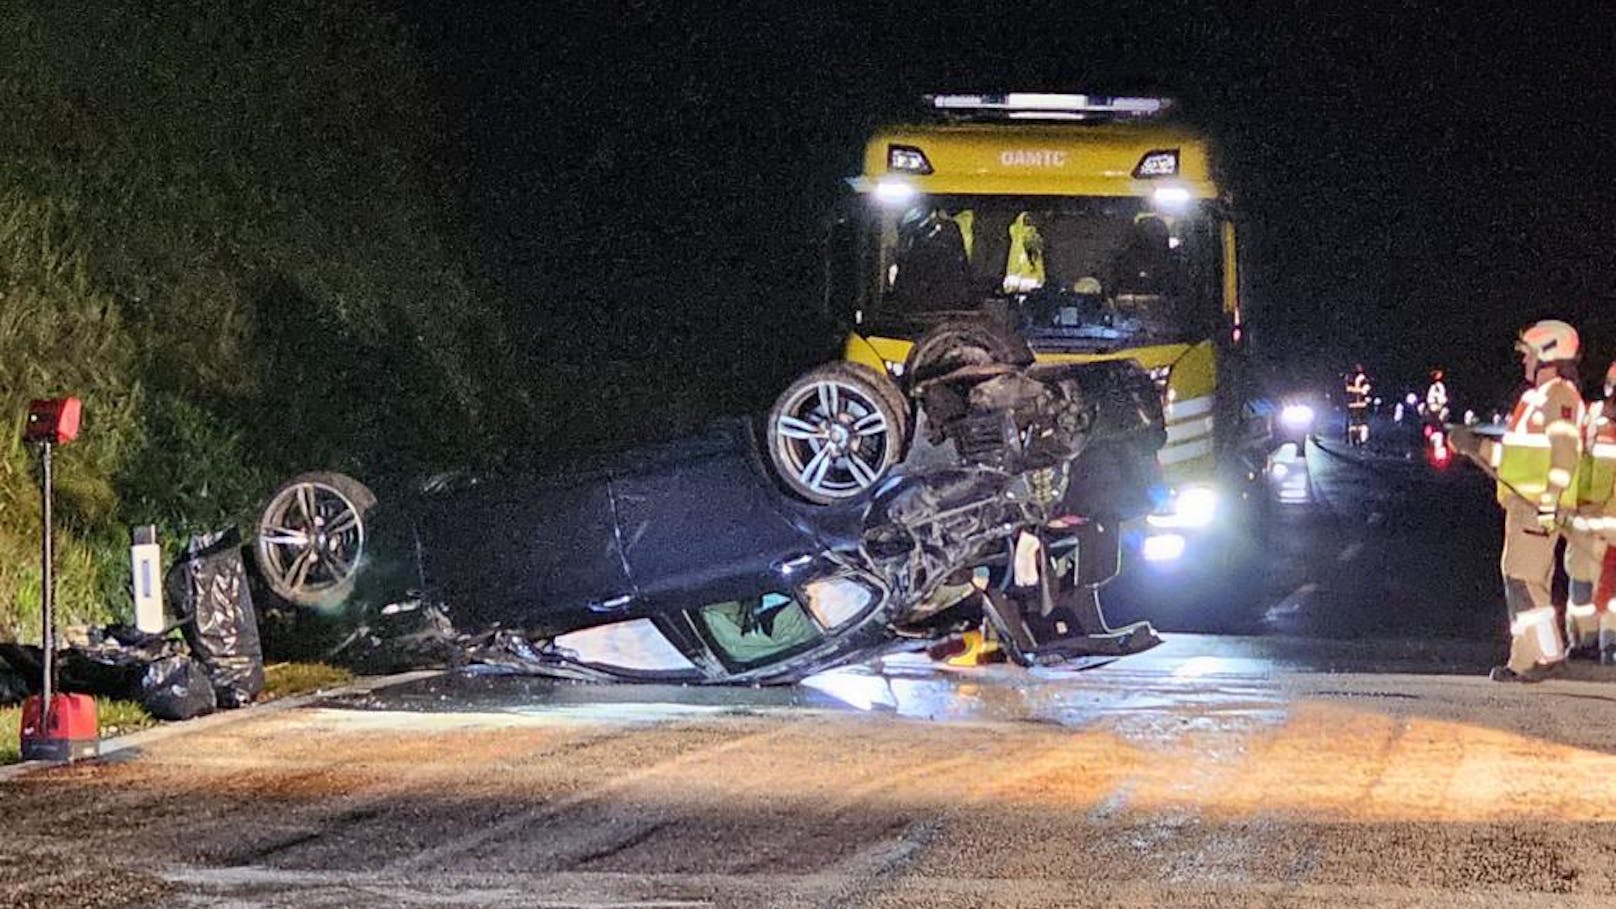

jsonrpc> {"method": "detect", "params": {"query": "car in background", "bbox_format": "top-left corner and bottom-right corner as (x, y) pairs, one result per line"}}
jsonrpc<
(253, 322), (1167, 683)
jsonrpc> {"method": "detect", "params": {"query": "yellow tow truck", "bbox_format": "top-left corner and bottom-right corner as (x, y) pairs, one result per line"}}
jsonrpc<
(823, 93), (1263, 572)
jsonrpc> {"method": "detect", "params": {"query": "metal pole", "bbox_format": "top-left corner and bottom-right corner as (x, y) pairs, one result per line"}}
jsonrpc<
(39, 441), (53, 735)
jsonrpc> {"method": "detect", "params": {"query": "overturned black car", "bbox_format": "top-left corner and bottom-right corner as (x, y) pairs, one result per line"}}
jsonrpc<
(253, 324), (1167, 684)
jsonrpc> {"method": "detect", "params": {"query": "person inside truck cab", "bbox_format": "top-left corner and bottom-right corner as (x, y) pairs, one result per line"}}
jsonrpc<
(1106, 215), (1184, 299)
(890, 207), (973, 310)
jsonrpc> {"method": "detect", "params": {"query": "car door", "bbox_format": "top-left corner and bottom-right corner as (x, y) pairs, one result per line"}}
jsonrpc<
(415, 472), (636, 635)
(609, 430), (825, 614)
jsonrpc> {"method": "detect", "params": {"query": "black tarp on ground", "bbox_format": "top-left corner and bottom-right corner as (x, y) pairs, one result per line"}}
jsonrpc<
(0, 628), (215, 719)
(0, 657), (27, 705)
(169, 528), (264, 708)
(139, 654), (217, 721)
(0, 627), (175, 700)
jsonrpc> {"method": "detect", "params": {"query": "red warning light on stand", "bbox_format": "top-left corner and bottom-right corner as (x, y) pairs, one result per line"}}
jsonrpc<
(25, 398), (82, 445)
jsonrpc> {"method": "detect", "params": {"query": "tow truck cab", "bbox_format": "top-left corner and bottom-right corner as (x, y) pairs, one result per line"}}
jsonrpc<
(826, 93), (1263, 572)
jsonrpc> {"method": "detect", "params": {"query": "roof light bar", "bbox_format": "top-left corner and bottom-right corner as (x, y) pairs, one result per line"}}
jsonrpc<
(928, 93), (1173, 119)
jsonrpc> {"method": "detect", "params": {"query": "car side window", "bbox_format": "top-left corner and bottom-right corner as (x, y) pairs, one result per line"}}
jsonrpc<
(798, 575), (879, 630)
(551, 617), (698, 672)
(699, 593), (822, 666)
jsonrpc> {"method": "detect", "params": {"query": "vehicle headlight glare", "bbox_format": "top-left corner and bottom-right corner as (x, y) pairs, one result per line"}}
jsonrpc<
(1146, 486), (1218, 529)
(874, 178), (917, 206)
(1174, 486), (1218, 528)
(1279, 403), (1315, 431)
(1150, 185), (1192, 210)
(1143, 532), (1187, 562)
(883, 359), (905, 378)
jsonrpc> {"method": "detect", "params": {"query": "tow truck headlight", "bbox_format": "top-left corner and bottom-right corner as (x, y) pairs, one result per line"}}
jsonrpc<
(1279, 403), (1316, 432)
(1150, 185), (1193, 210)
(882, 359), (906, 378)
(1175, 486), (1218, 527)
(887, 144), (933, 174)
(1147, 486), (1218, 530)
(1133, 149), (1179, 178)
(874, 178), (917, 205)
(1143, 532), (1187, 562)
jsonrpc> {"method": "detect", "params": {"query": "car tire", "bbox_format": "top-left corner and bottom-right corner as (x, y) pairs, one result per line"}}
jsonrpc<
(901, 320), (1035, 390)
(767, 362), (910, 505)
(254, 471), (377, 608)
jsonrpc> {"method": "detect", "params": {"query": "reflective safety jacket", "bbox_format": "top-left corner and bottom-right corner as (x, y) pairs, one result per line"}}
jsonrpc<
(1002, 212), (1046, 293)
(1345, 372), (1371, 409)
(953, 209), (976, 263)
(1576, 399), (1616, 510)
(1488, 376), (1585, 509)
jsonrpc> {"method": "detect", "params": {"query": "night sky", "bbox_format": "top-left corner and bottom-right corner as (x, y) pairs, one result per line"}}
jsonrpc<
(397, 1), (1616, 416)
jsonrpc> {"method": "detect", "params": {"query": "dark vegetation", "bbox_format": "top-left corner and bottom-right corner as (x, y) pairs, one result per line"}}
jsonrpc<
(0, 1), (860, 641)
(0, 1), (532, 636)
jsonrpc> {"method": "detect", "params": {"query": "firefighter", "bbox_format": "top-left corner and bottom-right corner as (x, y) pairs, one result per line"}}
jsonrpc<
(1344, 364), (1372, 446)
(1425, 368), (1451, 425)
(1568, 361), (1616, 660)
(1449, 319), (1585, 682)
(893, 207), (973, 309)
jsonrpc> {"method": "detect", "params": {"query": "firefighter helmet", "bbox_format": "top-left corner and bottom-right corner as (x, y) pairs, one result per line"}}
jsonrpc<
(1516, 319), (1580, 363)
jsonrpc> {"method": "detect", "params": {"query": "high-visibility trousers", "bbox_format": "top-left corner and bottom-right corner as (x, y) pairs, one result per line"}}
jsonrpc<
(1502, 498), (1566, 672)
(1503, 498), (1559, 616)
(1565, 524), (1606, 645)
(1595, 545), (1616, 649)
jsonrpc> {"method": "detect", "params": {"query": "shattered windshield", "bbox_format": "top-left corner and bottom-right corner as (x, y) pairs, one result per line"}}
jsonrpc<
(867, 195), (1222, 350)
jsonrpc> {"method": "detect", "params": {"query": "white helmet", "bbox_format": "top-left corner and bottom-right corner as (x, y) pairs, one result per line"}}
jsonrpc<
(1516, 319), (1580, 363)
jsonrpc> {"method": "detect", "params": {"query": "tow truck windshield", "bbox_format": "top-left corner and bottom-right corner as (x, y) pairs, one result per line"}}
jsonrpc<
(865, 195), (1223, 351)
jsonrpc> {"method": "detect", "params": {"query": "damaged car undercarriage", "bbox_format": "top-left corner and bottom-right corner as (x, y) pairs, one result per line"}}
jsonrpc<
(253, 321), (1168, 684)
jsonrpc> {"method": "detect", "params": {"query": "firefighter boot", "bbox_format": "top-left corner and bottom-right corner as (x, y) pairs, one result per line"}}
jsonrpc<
(1506, 606), (1567, 680)
(1566, 599), (1600, 657)
(1599, 610), (1616, 666)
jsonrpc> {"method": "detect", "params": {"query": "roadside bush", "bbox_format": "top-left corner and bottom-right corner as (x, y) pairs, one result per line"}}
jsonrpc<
(0, 1), (517, 637)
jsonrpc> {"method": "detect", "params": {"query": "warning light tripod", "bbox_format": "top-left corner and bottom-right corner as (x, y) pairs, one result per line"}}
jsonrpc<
(20, 397), (96, 763)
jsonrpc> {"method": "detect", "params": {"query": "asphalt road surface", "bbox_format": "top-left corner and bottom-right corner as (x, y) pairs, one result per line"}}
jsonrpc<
(10, 424), (1616, 909)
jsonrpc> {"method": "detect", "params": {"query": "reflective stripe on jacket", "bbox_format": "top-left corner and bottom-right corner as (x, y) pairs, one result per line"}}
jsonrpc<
(1494, 377), (1584, 508)
(1426, 381), (1448, 412)
(1345, 374), (1370, 408)
(1576, 399), (1616, 509)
